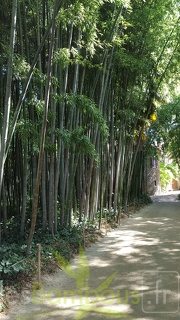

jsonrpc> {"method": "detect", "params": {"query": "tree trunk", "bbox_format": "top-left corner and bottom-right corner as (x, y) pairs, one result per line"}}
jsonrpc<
(27, 0), (58, 254)
(0, 0), (17, 195)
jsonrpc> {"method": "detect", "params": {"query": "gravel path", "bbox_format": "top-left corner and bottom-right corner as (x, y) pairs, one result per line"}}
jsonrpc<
(1, 191), (180, 320)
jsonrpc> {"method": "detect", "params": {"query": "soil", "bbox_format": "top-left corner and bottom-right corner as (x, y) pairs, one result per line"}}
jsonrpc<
(1, 191), (180, 320)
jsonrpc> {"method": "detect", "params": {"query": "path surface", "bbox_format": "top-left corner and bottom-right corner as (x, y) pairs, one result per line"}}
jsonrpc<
(2, 191), (180, 320)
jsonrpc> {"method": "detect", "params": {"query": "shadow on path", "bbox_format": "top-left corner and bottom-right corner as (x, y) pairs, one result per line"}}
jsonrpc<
(3, 192), (180, 320)
(151, 190), (180, 202)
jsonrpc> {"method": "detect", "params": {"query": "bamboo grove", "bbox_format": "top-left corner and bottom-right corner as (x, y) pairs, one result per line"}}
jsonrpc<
(0, 0), (180, 249)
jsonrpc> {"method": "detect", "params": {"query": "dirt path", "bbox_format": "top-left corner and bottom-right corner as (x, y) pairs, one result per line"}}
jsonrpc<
(1, 191), (180, 320)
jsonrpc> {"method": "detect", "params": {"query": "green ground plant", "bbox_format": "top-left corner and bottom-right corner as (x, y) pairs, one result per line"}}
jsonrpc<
(0, 195), (151, 294)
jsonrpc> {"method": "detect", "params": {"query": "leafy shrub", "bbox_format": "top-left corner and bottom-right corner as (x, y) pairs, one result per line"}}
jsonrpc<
(0, 244), (32, 280)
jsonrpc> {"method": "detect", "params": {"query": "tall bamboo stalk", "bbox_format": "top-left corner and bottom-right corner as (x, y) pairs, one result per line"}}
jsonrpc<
(27, 0), (59, 254)
(0, 0), (17, 195)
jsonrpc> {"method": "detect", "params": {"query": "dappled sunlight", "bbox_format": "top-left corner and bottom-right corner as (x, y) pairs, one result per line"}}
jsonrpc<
(6, 198), (180, 320)
(115, 246), (141, 256)
(145, 220), (166, 224)
(161, 247), (179, 253)
(87, 257), (110, 267)
(24, 282), (135, 319)
(151, 191), (180, 203)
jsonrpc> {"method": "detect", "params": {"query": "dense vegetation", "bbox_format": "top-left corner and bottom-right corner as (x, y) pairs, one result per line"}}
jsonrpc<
(147, 96), (180, 189)
(0, 0), (180, 291)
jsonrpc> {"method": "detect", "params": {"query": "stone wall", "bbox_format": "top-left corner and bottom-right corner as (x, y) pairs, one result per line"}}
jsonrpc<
(145, 157), (161, 195)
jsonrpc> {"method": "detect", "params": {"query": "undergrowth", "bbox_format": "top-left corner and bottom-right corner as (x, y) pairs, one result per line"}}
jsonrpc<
(0, 225), (97, 288)
(0, 195), (152, 311)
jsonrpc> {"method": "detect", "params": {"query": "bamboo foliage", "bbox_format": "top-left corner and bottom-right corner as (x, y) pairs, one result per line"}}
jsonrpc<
(0, 0), (180, 246)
